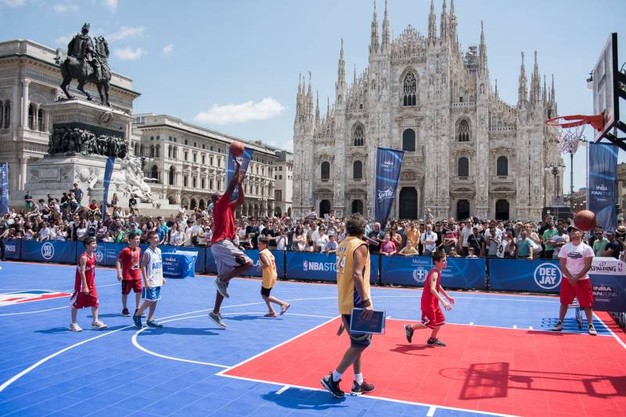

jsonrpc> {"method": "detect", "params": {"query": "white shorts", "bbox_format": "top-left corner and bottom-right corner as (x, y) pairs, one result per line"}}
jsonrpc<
(211, 239), (251, 278)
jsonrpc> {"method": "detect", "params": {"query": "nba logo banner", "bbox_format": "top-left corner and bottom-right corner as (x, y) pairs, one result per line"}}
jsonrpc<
(0, 162), (8, 215)
(227, 147), (253, 202)
(587, 143), (618, 232)
(374, 147), (404, 225)
(101, 156), (115, 217)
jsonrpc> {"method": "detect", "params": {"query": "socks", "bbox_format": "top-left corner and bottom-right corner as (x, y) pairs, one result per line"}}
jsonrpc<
(332, 370), (342, 382)
(354, 373), (364, 384)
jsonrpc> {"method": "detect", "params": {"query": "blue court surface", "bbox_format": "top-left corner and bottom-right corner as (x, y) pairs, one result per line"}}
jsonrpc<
(0, 261), (622, 417)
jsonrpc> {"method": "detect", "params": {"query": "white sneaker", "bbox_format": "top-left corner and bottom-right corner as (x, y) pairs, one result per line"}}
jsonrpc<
(588, 324), (597, 336)
(91, 321), (108, 330)
(69, 323), (82, 332)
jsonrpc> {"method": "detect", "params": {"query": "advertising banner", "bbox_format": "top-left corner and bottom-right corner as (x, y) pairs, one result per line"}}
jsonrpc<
(101, 156), (115, 218)
(589, 257), (626, 312)
(374, 147), (404, 225)
(162, 252), (197, 278)
(79, 242), (126, 266)
(22, 240), (77, 264)
(380, 256), (485, 289)
(488, 259), (562, 293)
(3, 239), (20, 260)
(587, 143), (618, 232)
(0, 162), (8, 215)
(160, 245), (206, 274)
(285, 251), (338, 282)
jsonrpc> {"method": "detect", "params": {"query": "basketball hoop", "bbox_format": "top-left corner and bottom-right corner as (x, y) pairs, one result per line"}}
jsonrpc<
(545, 114), (604, 154)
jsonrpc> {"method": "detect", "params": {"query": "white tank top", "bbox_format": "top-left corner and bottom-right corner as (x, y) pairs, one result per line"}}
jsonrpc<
(144, 247), (163, 287)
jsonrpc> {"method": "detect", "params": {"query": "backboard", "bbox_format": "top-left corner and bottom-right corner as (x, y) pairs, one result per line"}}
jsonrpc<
(592, 33), (625, 145)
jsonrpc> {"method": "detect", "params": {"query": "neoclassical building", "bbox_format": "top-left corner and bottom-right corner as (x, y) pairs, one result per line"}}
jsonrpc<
(292, 0), (563, 221)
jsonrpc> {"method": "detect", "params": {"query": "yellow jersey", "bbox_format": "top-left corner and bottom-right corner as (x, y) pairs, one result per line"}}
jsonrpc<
(260, 248), (277, 289)
(336, 236), (371, 315)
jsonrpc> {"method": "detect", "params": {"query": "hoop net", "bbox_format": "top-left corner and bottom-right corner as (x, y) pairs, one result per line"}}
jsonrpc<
(556, 124), (585, 154)
(545, 114), (603, 154)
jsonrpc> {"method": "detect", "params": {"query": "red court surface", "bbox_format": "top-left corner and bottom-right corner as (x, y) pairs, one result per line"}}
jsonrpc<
(225, 318), (626, 417)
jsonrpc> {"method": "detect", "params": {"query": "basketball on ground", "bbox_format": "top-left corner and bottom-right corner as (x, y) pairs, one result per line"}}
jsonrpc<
(229, 141), (245, 157)
(573, 210), (596, 231)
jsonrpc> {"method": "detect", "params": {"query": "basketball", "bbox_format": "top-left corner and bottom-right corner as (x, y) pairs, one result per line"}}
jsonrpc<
(229, 141), (244, 157)
(573, 210), (596, 231)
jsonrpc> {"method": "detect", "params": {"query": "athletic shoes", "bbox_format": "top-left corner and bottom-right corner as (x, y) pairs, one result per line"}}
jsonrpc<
(91, 321), (108, 330)
(588, 324), (597, 336)
(209, 312), (226, 329)
(147, 320), (163, 328)
(427, 338), (446, 347)
(280, 303), (290, 315)
(351, 380), (375, 395)
(551, 321), (563, 331)
(320, 373), (344, 398)
(214, 278), (230, 298)
(404, 324), (414, 343)
(122, 308), (130, 317)
(133, 314), (143, 329)
(134, 309), (146, 318)
(69, 323), (82, 332)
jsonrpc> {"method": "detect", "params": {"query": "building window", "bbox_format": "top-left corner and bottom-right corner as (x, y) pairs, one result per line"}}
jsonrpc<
(2, 101), (9, 128)
(183, 176), (188, 187)
(155, 145), (160, 158)
(192, 177), (197, 188)
(402, 129), (416, 151)
(151, 165), (159, 180)
(150, 145), (155, 158)
(497, 156), (508, 176)
(28, 103), (36, 129)
(169, 166), (175, 185)
(457, 119), (470, 142)
(201, 178), (205, 189)
(353, 161), (362, 179)
(403, 72), (417, 106)
(352, 124), (364, 146)
(458, 157), (469, 177)
(321, 161), (330, 180)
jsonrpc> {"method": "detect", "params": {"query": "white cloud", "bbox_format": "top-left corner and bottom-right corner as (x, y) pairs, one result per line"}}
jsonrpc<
(113, 46), (145, 61)
(162, 43), (174, 55)
(107, 26), (145, 41)
(194, 98), (285, 125)
(103, 0), (117, 11)
(53, 2), (78, 12)
(1, 0), (26, 6)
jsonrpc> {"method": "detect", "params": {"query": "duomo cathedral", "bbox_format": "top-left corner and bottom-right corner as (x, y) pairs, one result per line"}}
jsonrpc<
(292, 0), (563, 221)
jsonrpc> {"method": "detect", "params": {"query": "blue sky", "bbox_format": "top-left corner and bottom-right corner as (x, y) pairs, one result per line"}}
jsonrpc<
(1, 0), (625, 192)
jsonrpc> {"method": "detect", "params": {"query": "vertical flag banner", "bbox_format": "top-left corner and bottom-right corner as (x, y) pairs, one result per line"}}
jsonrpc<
(0, 162), (8, 215)
(587, 142), (618, 232)
(375, 147), (404, 225)
(101, 156), (115, 217)
(227, 147), (253, 202)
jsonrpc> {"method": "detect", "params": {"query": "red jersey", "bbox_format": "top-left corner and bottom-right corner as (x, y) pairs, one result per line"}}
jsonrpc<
(74, 252), (96, 293)
(421, 267), (442, 309)
(211, 194), (236, 243)
(118, 246), (142, 280)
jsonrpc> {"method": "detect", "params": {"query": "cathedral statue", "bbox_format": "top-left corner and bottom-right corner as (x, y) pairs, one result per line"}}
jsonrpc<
(56, 22), (112, 106)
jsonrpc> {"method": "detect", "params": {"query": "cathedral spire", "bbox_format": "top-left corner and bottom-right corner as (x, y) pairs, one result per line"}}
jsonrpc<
(440, 0), (448, 42)
(428, 0), (436, 45)
(543, 75), (548, 105)
(449, 0), (459, 51)
(296, 74), (303, 119)
(381, 0), (390, 52)
(494, 79), (499, 99)
(518, 52), (527, 106)
(478, 21), (488, 75)
(369, 0), (379, 55)
(337, 38), (345, 87)
(530, 50), (541, 106)
(315, 91), (320, 127)
(307, 72), (313, 119)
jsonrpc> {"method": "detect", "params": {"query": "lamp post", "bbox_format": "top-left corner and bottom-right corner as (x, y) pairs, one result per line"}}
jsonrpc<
(545, 162), (566, 206)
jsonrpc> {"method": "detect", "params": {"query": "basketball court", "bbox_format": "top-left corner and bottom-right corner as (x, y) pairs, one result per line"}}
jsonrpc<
(1, 261), (625, 417)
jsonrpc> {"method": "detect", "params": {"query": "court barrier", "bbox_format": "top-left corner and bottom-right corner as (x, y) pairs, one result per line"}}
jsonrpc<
(4, 239), (626, 314)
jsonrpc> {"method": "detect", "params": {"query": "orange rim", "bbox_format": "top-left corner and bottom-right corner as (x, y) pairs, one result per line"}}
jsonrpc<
(545, 113), (605, 131)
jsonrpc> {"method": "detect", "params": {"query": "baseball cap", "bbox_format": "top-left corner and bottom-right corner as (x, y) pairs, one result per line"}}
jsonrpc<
(567, 225), (580, 233)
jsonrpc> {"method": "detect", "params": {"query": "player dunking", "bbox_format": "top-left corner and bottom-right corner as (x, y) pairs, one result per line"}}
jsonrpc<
(69, 237), (107, 331)
(404, 250), (455, 346)
(208, 158), (253, 329)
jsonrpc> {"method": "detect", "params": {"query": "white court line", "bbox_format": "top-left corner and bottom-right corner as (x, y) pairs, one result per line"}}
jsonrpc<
(0, 305), (68, 317)
(426, 406), (437, 417)
(275, 385), (290, 395)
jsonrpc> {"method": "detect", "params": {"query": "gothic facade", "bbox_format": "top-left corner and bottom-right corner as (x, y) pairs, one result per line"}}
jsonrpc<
(292, 0), (564, 221)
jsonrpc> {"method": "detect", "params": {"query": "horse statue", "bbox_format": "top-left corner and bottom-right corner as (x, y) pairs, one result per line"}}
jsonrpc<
(57, 36), (111, 107)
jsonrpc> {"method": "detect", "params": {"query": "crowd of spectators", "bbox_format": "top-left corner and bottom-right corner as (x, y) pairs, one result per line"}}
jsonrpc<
(2, 192), (626, 265)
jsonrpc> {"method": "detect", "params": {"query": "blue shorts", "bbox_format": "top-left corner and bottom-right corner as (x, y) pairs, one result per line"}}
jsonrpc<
(141, 286), (161, 302)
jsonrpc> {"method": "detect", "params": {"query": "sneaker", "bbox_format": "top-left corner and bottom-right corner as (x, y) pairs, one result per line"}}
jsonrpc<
(214, 278), (230, 298)
(69, 323), (82, 332)
(208, 311), (226, 329)
(404, 324), (414, 343)
(351, 380), (375, 395)
(91, 321), (108, 330)
(320, 373), (344, 398)
(427, 338), (446, 347)
(133, 314), (143, 329)
(280, 303), (290, 315)
(551, 321), (563, 332)
(588, 324), (597, 336)
(122, 308), (130, 317)
(134, 309), (146, 318)
(147, 320), (163, 328)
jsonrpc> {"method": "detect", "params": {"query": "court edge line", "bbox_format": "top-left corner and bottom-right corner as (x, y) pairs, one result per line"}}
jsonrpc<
(219, 375), (517, 417)
(595, 311), (626, 349)
(216, 315), (341, 376)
